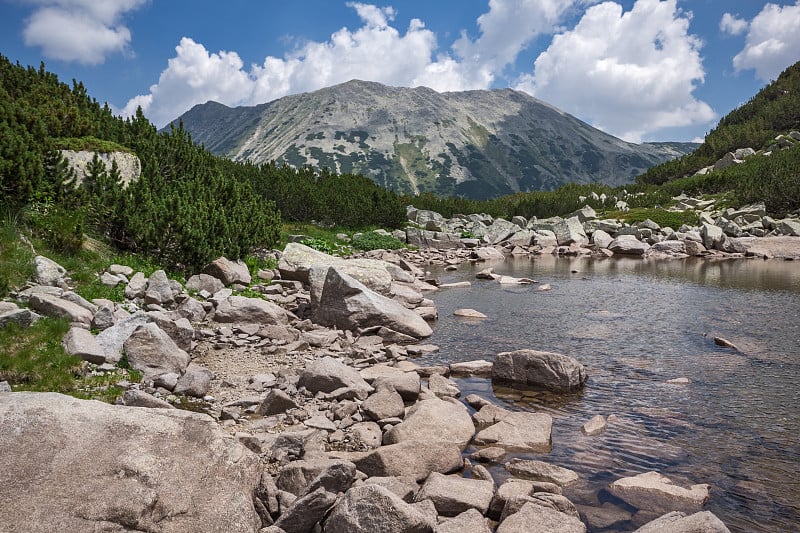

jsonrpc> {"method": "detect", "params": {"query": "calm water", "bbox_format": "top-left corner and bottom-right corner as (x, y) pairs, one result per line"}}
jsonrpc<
(419, 255), (800, 532)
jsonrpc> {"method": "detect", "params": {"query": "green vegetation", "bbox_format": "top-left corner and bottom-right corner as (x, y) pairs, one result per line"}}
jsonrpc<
(0, 54), (407, 280)
(0, 318), (140, 401)
(55, 136), (132, 153)
(639, 61), (800, 186)
(605, 208), (699, 229)
(351, 232), (406, 251)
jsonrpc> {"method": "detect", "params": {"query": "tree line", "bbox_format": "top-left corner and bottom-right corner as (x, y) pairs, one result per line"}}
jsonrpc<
(0, 55), (406, 271)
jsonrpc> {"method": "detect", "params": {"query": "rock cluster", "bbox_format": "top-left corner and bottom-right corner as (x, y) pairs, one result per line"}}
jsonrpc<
(1, 244), (735, 532)
(400, 197), (800, 260)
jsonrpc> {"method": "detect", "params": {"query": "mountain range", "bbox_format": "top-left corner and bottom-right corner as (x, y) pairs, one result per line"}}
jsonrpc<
(172, 80), (697, 199)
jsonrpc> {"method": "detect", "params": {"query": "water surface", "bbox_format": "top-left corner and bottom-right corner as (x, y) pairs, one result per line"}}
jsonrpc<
(420, 255), (800, 532)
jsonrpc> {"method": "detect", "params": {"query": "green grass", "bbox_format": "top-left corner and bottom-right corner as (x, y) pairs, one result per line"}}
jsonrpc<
(0, 318), (80, 391)
(0, 317), (142, 402)
(0, 207), (35, 295)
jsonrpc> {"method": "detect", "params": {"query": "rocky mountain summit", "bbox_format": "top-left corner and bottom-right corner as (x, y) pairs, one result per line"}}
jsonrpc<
(172, 80), (696, 199)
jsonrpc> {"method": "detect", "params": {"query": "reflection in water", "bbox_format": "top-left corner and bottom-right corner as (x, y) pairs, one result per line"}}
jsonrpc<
(419, 256), (800, 532)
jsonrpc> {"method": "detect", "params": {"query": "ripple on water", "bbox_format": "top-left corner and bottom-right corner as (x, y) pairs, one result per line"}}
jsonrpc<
(422, 256), (800, 532)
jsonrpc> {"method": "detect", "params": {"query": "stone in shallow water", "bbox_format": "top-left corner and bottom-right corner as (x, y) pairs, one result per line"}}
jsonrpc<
(607, 471), (710, 515)
(454, 308), (487, 318)
(504, 459), (579, 486)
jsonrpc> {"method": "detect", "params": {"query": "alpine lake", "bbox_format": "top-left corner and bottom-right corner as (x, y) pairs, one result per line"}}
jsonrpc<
(416, 254), (800, 532)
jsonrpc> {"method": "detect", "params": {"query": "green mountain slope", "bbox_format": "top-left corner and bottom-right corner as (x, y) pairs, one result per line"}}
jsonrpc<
(172, 80), (696, 200)
(639, 60), (800, 185)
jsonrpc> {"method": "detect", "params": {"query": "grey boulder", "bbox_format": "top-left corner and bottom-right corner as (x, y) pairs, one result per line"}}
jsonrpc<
(313, 267), (432, 339)
(0, 392), (260, 533)
(123, 322), (190, 384)
(324, 484), (435, 533)
(492, 349), (588, 393)
(415, 472), (495, 516)
(383, 397), (475, 450)
(212, 295), (290, 325)
(634, 510), (730, 532)
(607, 471), (710, 515)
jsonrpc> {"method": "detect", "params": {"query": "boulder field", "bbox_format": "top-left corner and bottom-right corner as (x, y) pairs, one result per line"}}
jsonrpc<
(0, 235), (750, 532)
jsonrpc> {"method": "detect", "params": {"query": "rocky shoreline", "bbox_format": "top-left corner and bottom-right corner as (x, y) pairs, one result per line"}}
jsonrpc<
(4, 208), (798, 531)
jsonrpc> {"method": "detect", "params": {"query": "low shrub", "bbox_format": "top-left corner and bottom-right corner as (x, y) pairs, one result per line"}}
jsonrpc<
(351, 232), (406, 251)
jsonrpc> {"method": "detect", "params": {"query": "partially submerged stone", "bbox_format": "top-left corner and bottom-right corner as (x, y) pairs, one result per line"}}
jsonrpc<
(607, 471), (710, 515)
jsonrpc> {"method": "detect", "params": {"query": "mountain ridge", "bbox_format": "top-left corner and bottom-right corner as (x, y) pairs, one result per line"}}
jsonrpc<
(172, 80), (697, 199)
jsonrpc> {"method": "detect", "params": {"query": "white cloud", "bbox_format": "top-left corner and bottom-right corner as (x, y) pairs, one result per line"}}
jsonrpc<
(21, 0), (148, 65)
(518, 0), (715, 142)
(731, 1), (800, 81)
(122, 1), (589, 127)
(720, 13), (748, 36)
(452, 0), (587, 86)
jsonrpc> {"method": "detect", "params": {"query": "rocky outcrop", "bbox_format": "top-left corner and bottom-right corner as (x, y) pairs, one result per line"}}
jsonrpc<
(0, 392), (260, 533)
(61, 150), (141, 187)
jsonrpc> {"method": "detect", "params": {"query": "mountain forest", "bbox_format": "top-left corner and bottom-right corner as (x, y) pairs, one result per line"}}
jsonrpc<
(1, 53), (800, 284)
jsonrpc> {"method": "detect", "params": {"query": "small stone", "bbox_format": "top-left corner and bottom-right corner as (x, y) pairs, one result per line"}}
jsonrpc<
(582, 414), (607, 436)
(454, 308), (487, 319)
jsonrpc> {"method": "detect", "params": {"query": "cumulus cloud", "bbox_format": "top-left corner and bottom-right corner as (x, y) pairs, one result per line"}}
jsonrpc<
(21, 0), (148, 65)
(720, 13), (748, 36)
(517, 0), (715, 142)
(122, 0), (585, 127)
(452, 0), (589, 87)
(730, 1), (800, 81)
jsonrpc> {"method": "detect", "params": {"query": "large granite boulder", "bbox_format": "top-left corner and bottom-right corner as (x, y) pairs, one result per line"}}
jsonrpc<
(0, 392), (260, 533)
(313, 267), (432, 339)
(552, 217), (588, 246)
(492, 349), (588, 393)
(343, 440), (464, 481)
(608, 235), (650, 255)
(280, 242), (400, 293)
(298, 356), (373, 398)
(62, 326), (107, 364)
(414, 472), (495, 516)
(212, 295), (290, 325)
(607, 471), (710, 515)
(383, 397), (475, 450)
(473, 411), (553, 452)
(202, 257), (252, 286)
(497, 501), (586, 533)
(123, 322), (191, 384)
(324, 484), (435, 533)
(34, 255), (67, 286)
(28, 293), (93, 325)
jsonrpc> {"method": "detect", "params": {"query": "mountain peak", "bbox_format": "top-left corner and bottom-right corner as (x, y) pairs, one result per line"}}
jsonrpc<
(173, 83), (693, 198)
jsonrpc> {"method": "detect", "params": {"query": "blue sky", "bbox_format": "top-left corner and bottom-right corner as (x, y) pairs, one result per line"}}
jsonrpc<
(1, 1), (799, 143)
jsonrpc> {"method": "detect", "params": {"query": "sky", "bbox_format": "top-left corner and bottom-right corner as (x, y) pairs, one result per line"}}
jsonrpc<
(1, 1), (799, 143)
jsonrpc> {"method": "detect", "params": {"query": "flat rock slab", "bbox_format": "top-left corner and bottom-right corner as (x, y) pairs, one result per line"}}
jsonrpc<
(497, 501), (587, 533)
(454, 308), (487, 318)
(607, 471), (710, 515)
(634, 510), (731, 532)
(450, 359), (493, 376)
(0, 392), (260, 533)
(342, 440), (464, 481)
(383, 398), (475, 450)
(473, 412), (553, 452)
(415, 472), (495, 517)
(505, 459), (579, 486)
